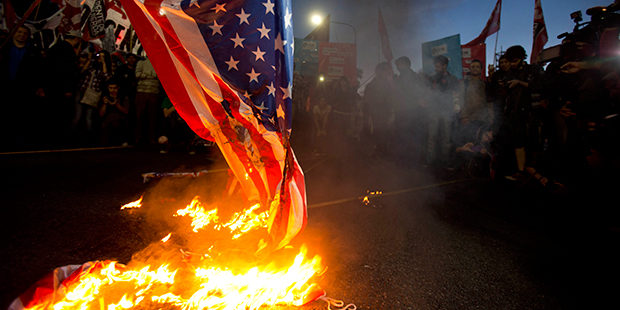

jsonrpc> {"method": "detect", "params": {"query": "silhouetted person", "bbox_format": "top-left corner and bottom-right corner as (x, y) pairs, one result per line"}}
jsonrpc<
(47, 30), (83, 146)
(0, 25), (44, 150)
(363, 62), (397, 157)
(426, 55), (459, 167)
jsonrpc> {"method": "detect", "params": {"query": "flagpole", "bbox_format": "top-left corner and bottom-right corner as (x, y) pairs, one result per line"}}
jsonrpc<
(493, 0), (502, 68)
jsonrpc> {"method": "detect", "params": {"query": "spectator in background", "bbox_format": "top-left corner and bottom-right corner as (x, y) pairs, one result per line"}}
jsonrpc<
(329, 76), (357, 152)
(134, 56), (161, 146)
(487, 55), (511, 132)
(159, 92), (197, 154)
(47, 30), (83, 145)
(0, 25), (45, 150)
(457, 59), (491, 146)
(394, 55), (427, 166)
(497, 45), (543, 181)
(73, 50), (112, 145)
(363, 62), (397, 157)
(114, 53), (139, 144)
(99, 79), (129, 145)
(312, 95), (332, 154)
(426, 55), (460, 168)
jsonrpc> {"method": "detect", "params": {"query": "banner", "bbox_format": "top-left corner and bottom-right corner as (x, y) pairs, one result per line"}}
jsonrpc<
(318, 42), (357, 86)
(461, 43), (486, 78)
(293, 38), (319, 77)
(422, 34), (463, 78)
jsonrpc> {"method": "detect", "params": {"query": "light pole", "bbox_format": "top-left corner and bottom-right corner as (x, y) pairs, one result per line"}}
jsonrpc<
(310, 14), (357, 45)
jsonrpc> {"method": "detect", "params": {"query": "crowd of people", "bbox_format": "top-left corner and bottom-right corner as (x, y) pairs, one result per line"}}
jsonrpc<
(1, 27), (203, 154)
(291, 42), (619, 191)
(2, 14), (619, 192)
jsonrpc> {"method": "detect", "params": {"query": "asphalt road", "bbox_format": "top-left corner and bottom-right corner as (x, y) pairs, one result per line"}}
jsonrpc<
(1, 146), (619, 309)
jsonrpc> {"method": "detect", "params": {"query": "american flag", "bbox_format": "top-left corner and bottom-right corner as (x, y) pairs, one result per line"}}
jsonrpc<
(119, 0), (306, 249)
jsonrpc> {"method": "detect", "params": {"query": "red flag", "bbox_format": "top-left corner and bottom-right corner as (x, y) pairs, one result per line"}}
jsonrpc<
(1, 0), (18, 31)
(119, 0), (306, 249)
(56, 0), (81, 35)
(464, 0), (501, 46)
(531, 0), (548, 64)
(378, 8), (393, 62)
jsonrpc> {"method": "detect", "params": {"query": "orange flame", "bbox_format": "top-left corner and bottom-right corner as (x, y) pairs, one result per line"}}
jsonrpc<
(120, 197), (143, 210)
(26, 196), (325, 309)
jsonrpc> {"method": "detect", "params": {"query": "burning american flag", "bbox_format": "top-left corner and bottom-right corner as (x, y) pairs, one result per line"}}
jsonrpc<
(119, 0), (306, 249)
(8, 1), (336, 309)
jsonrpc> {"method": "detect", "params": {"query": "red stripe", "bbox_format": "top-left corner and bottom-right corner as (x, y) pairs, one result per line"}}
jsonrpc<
(142, 0), (271, 201)
(120, 0), (210, 141)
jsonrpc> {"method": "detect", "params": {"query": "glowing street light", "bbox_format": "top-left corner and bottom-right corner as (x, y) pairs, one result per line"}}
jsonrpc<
(308, 13), (356, 45)
(311, 14), (324, 26)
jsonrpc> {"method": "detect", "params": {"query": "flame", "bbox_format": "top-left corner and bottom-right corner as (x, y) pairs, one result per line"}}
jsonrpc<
(120, 197), (143, 210)
(26, 196), (325, 309)
(25, 248), (323, 310)
(174, 196), (268, 238)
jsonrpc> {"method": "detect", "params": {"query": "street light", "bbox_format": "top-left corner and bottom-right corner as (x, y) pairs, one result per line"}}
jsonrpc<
(310, 14), (323, 26)
(309, 13), (356, 45)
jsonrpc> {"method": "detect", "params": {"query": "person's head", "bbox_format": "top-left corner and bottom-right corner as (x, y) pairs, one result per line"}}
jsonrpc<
(107, 80), (120, 97)
(469, 59), (482, 77)
(12, 25), (31, 47)
(395, 56), (411, 73)
(433, 55), (449, 74)
(374, 62), (392, 78)
(126, 53), (139, 67)
(498, 55), (510, 72)
(504, 45), (527, 69)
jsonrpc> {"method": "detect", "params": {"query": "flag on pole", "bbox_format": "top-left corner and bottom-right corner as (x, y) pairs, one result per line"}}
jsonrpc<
(119, 0), (306, 249)
(531, 0), (548, 64)
(377, 7), (393, 63)
(464, 0), (501, 46)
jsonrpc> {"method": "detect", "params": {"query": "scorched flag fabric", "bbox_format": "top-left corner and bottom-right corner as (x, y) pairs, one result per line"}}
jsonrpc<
(119, 0), (306, 249)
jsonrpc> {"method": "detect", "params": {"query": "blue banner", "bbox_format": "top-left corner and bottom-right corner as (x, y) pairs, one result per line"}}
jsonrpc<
(421, 34), (463, 78)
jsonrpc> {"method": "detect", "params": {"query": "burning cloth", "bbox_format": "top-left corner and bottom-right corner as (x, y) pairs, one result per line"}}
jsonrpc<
(9, 1), (328, 309)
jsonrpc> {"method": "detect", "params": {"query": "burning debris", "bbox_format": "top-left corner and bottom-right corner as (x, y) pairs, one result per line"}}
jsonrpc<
(11, 195), (332, 310)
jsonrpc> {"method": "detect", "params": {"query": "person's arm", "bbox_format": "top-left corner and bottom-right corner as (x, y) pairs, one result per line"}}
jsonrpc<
(117, 96), (129, 114)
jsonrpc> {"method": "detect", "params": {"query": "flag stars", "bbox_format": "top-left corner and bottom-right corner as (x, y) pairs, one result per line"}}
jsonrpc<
(209, 20), (223, 35)
(284, 8), (292, 29)
(231, 33), (245, 48)
(281, 83), (292, 100)
(266, 82), (276, 96)
(211, 3), (226, 13)
(257, 23), (271, 39)
(276, 104), (286, 119)
(262, 0), (275, 15)
(247, 68), (261, 83)
(252, 46), (266, 62)
(189, 0), (200, 8)
(274, 33), (284, 54)
(225, 56), (239, 71)
(236, 8), (251, 25)
(256, 102), (268, 112)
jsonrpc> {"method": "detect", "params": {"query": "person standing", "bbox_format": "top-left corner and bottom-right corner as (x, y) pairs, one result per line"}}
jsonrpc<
(394, 56), (427, 166)
(497, 45), (543, 181)
(362, 62), (397, 157)
(426, 55), (460, 168)
(134, 56), (161, 146)
(47, 30), (83, 146)
(0, 25), (44, 150)
(458, 59), (491, 145)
